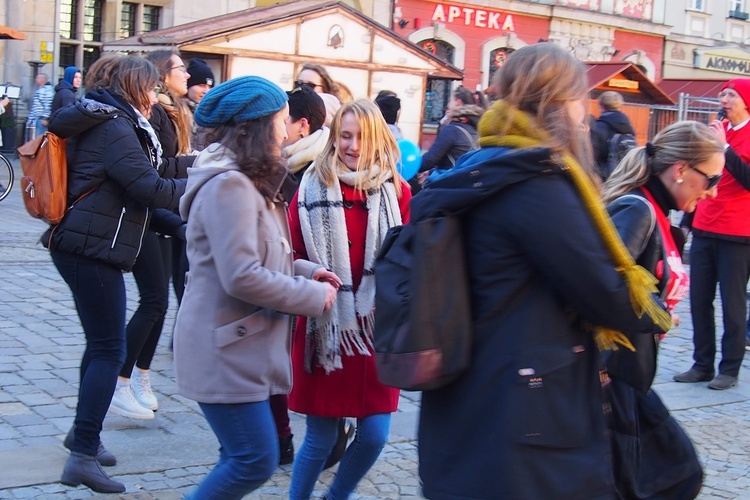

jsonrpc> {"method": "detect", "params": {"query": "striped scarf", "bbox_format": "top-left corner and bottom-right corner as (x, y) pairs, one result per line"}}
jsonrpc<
(298, 165), (402, 373)
(478, 100), (673, 350)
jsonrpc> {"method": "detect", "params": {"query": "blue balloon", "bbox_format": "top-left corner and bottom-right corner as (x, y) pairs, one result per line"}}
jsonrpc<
(396, 139), (422, 181)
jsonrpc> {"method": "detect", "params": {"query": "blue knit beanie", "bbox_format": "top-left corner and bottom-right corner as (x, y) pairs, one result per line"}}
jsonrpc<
(63, 66), (80, 87)
(194, 76), (288, 128)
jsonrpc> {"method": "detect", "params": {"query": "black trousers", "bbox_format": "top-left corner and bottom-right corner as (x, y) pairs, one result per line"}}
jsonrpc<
(121, 231), (171, 377)
(689, 235), (750, 377)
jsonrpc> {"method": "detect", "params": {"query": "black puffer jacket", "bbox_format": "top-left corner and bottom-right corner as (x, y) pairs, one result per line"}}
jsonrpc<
(47, 90), (186, 271)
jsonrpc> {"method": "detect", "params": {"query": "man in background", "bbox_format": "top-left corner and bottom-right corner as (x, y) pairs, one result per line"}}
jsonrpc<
(26, 74), (54, 140)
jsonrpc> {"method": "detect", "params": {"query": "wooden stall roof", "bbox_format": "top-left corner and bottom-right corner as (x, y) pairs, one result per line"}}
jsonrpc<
(104, 0), (462, 79)
(658, 79), (725, 101)
(585, 62), (674, 105)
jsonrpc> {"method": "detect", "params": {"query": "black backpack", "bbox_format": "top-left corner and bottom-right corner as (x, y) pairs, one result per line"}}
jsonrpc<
(605, 133), (637, 179)
(373, 215), (473, 391)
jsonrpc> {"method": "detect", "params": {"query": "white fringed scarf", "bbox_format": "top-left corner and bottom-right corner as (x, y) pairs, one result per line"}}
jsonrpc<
(298, 165), (402, 374)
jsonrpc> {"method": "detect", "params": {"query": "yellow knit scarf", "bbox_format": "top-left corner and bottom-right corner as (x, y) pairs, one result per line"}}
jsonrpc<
(478, 100), (673, 351)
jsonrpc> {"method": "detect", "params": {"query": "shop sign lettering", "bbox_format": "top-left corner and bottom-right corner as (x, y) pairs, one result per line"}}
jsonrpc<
(701, 56), (750, 76)
(431, 3), (515, 31)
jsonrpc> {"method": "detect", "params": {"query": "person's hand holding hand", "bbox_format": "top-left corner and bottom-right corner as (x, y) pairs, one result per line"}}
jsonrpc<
(322, 283), (338, 311)
(313, 268), (342, 289)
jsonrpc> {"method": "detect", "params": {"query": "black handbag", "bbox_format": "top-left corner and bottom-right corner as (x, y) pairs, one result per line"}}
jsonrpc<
(373, 215), (472, 391)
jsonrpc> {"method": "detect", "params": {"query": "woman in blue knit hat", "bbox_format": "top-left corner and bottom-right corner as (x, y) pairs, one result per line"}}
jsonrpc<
(173, 75), (341, 499)
(51, 66), (81, 114)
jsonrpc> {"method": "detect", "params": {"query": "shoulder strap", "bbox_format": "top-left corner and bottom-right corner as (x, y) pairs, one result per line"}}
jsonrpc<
(614, 193), (656, 258)
(447, 125), (478, 166)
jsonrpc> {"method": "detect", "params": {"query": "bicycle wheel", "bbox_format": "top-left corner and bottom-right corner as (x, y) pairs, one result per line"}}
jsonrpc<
(0, 153), (13, 202)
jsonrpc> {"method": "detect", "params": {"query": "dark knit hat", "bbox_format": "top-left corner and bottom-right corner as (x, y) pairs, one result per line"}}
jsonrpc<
(375, 95), (400, 125)
(187, 59), (215, 88)
(722, 78), (750, 108)
(194, 76), (288, 128)
(287, 86), (326, 133)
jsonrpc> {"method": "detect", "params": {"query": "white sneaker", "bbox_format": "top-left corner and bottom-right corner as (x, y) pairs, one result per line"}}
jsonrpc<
(131, 370), (158, 411)
(109, 384), (155, 420)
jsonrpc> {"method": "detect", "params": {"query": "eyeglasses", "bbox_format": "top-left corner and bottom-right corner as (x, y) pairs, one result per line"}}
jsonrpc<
(718, 90), (740, 100)
(169, 64), (187, 73)
(294, 80), (322, 90)
(689, 164), (722, 190)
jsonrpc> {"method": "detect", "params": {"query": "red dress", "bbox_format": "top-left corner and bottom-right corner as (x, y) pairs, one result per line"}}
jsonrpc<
(287, 181), (411, 418)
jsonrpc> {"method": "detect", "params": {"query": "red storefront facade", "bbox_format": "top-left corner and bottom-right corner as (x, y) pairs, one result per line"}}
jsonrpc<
(391, 0), (671, 140)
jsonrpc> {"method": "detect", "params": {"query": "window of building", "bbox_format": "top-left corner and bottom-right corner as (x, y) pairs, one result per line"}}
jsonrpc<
(83, 47), (101, 69)
(730, 0), (745, 13)
(488, 48), (515, 84)
(60, 0), (78, 39)
(730, 23), (745, 42)
(421, 39), (455, 125)
(688, 15), (707, 36)
(143, 5), (161, 33)
(689, 0), (705, 11)
(83, 0), (103, 42)
(121, 3), (137, 39)
(59, 44), (77, 69)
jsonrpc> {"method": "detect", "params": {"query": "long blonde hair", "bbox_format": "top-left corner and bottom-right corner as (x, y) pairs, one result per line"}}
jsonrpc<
(145, 50), (193, 155)
(602, 121), (723, 204)
(312, 99), (402, 196)
(492, 43), (594, 175)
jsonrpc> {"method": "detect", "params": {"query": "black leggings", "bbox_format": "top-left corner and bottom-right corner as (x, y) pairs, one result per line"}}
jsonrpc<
(120, 231), (171, 377)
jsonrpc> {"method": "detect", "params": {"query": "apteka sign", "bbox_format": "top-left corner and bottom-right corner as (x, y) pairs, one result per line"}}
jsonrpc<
(431, 3), (515, 31)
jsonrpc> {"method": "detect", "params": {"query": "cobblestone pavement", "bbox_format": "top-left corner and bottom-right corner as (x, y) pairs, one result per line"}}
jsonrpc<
(1, 158), (750, 499)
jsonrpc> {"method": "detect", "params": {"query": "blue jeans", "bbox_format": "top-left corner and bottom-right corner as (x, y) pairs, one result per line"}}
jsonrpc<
(187, 400), (278, 500)
(290, 414), (391, 500)
(35, 118), (48, 137)
(51, 249), (126, 457)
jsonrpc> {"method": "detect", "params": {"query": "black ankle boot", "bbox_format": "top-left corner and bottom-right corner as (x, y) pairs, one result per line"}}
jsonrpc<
(279, 434), (294, 465)
(63, 426), (117, 466)
(60, 451), (126, 493)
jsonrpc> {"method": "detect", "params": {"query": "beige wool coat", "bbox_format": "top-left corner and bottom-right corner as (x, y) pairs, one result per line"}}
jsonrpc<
(173, 144), (327, 404)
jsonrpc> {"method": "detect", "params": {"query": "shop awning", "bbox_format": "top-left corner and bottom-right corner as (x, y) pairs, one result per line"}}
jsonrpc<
(657, 79), (725, 101)
(0, 25), (26, 40)
(585, 62), (674, 105)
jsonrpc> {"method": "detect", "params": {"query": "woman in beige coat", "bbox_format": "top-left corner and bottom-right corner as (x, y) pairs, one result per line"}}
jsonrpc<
(173, 76), (340, 500)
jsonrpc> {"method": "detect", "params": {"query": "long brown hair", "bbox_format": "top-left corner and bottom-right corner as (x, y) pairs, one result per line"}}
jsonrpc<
(493, 43), (594, 176)
(204, 112), (288, 188)
(146, 50), (193, 154)
(105, 56), (160, 117)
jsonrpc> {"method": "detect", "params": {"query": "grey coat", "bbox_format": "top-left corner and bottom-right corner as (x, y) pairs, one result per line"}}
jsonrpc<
(173, 144), (327, 404)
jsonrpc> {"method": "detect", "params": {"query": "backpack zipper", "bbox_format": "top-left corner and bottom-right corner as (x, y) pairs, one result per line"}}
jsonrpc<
(111, 207), (126, 249)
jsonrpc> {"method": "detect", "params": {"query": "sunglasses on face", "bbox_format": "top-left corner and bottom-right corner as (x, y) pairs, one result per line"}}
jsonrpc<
(294, 80), (322, 90)
(689, 164), (722, 190)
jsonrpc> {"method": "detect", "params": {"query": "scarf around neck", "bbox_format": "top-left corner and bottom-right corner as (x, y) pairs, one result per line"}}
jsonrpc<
(298, 164), (402, 373)
(131, 105), (163, 161)
(284, 127), (330, 174)
(479, 100), (673, 350)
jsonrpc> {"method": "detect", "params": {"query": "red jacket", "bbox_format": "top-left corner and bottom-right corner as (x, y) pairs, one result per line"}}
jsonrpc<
(287, 180), (411, 418)
(693, 121), (750, 237)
